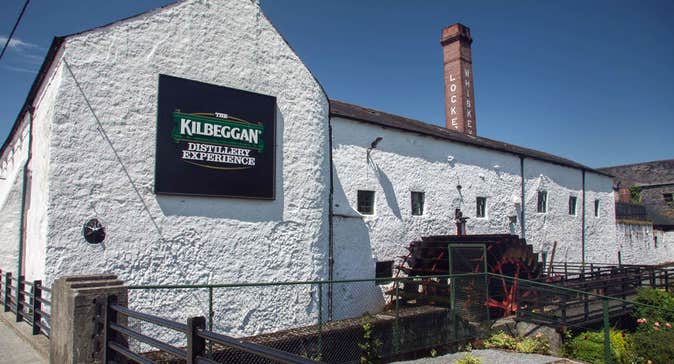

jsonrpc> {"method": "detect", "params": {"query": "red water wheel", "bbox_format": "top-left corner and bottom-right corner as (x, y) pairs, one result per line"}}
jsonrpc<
(480, 243), (542, 317)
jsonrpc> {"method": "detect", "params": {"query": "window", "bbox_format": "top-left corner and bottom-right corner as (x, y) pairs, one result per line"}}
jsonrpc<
(664, 193), (673, 206)
(654, 236), (658, 248)
(411, 192), (425, 216)
(537, 191), (547, 213)
(375, 261), (394, 280)
(476, 197), (487, 218)
(594, 199), (600, 217)
(568, 196), (577, 215)
(357, 190), (375, 215)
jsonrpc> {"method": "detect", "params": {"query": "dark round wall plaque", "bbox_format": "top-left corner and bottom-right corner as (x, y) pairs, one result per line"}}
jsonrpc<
(83, 218), (106, 244)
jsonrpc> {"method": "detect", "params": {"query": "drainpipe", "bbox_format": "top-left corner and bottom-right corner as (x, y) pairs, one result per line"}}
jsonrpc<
(581, 170), (586, 268)
(17, 106), (35, 277)
(327, 106), (334, 321)
(520, 156), (526, 240)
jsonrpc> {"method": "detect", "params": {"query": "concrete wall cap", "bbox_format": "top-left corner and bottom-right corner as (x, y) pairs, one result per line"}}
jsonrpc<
(58, 274), (118, 282)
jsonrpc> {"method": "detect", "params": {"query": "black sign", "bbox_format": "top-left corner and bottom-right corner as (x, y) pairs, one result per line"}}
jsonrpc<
(155, 74), (276, 199)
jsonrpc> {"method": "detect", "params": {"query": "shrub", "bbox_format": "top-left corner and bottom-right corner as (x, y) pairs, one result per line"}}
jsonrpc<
(515, 335), (550, 354)
(483, 331), (549, 355)
(566, 329), (632, 364)
(456, 353), (482, 364)
(628, 288), (674, 363)
(630, 317), (674, 363)
(358, 320), (382, 364)
(632, 287), (674, 324)
(484, 332), (517, 350)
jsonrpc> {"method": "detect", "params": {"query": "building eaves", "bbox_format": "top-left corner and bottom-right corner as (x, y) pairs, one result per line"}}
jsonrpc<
(329, 99), (611, 177)
(0, 36), (65, 159)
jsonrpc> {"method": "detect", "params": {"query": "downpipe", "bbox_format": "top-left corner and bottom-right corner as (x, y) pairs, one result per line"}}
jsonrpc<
(17, 106), (34, 277)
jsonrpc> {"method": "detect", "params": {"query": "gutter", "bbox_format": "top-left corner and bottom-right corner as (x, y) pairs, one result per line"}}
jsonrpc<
(581, 170), (586, 267)
(520, 156), (526, 240)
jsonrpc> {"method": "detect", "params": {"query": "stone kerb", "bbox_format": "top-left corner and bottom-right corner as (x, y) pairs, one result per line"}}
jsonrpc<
(49, 274), (127, 364)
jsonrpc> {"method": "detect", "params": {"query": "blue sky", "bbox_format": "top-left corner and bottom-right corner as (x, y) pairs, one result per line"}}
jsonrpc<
(1, 0), (672, 168)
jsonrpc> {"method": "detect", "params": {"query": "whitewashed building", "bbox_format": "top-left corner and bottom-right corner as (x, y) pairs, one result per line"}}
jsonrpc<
(0, 0), (637, 336)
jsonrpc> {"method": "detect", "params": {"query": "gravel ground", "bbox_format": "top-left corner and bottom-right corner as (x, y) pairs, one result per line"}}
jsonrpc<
(393, 349), (575, 364)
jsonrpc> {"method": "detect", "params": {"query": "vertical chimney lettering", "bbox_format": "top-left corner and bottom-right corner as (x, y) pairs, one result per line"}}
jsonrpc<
(441, 23), (477, 136)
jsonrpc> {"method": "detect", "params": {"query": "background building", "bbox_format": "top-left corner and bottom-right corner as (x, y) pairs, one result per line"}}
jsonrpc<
(599, 159), (674, 265)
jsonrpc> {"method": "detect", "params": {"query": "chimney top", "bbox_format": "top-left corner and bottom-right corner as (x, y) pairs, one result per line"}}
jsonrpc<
(441, 23), (472, 46)
(441, 23), (477, 136)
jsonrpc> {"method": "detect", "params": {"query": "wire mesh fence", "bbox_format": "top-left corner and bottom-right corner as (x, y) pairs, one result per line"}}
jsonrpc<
(127, 274), (492, 363)
(125, 268), (674, 364)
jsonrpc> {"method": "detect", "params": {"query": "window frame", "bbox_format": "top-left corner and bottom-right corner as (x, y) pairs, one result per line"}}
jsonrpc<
(537, 190), (548, 213)
(476, 196), (487, 218)
(375, 260), (394, 279)
(410, 191), (425, 216)
(664, 193), (673, 206)
(594, 199), (600, 217)
(357, 190), (376, 215)
(568, 196), (577, 215)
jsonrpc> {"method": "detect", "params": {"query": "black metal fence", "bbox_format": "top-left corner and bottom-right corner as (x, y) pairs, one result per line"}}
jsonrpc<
(0, 269), (51, 337)
(99, 295), (321, 364)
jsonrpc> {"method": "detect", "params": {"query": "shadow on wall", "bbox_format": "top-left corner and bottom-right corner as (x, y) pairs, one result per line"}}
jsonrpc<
(368, 152), (402, 220)
(156, 110), (285, 222)
(331, 166), (385, 319)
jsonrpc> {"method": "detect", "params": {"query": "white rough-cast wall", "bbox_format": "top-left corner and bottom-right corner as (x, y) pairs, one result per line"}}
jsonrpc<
(584, 172), (617, 263)
(0, 122), (29, 272)
(36, 0), (329, 340)
(330, 116), (617, 316)
(22, 62), (63, 282)
(522, 159), (583, 262)
(617, 223), (674, 265)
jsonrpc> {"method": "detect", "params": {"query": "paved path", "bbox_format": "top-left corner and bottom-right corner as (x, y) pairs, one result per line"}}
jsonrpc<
(0, 316), (48, 364)
(394, 349), (578, 364)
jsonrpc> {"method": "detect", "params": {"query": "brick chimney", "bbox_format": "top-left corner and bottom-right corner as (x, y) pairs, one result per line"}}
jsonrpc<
(441, 23), (476, 136)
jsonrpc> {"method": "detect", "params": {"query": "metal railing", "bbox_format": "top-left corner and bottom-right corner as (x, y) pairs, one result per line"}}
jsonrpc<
(99, 295), (321, 364)
(128, 274), (487, 363)
(0, 269), (51, 337)
(124, 265), (674, 364)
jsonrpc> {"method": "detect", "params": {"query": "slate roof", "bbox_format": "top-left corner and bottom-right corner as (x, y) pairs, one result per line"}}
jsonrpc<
(597, 159), (674, 186)
(330, 99), (611, 176)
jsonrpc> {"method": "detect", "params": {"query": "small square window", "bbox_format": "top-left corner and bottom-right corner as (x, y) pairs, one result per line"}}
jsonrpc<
(537, 191), (548, 213)
(375, 261), (394, 279)
(476, 197), (487, 218)
(357, 190), (375, 215)
(594, 199), (600, 217)
(568, 196), (577, 215)
(664, 193), (673, 206)
(411, 192), (425, 216)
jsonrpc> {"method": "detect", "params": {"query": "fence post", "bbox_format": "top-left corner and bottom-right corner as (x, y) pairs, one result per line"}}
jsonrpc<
(102, 295), (118, 364)
(394, 278), (400, 355)
(50, 274), (127, 364)
(603, 298), (611, 364)
(31, 280), (42, 335)
(16, 275), (25, 322)
(3, 272), (9, 312)
(187, 316), (206, 364)
(208, 286), (214, 356)
(318, 281), (323, 358)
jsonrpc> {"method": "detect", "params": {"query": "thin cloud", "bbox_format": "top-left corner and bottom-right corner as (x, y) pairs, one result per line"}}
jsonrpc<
(0, 35), (41, 51)
(1, 64), (37, 73)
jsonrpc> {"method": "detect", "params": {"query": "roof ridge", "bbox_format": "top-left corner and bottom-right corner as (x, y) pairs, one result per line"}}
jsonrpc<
(329, 99), (610, 176)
